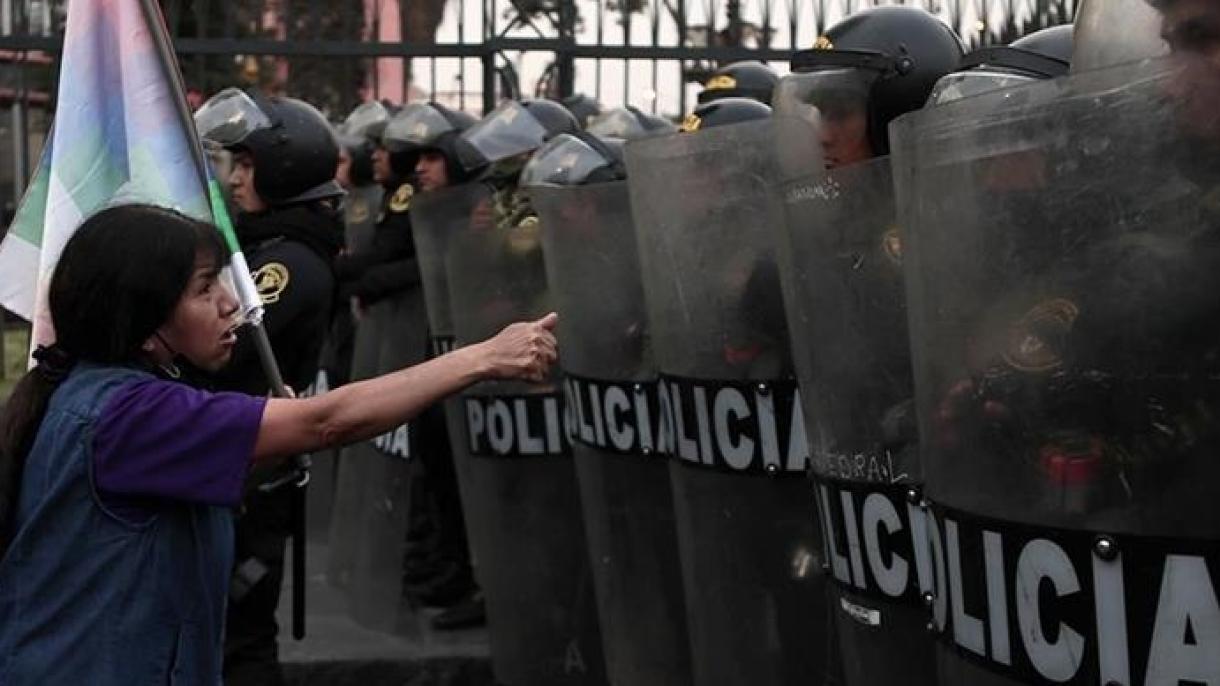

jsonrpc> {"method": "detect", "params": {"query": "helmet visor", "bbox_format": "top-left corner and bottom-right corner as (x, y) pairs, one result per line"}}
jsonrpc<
(521, 134), (615, 187)
(194, 88), (271, 147)
(927, 69), (1039, 107)
(774, 67), (876, 121)
(459, 100), (550, 170)
(587, 107), (648, 140)
(342, 101), (391, 138)
(384, 103), (457, 150)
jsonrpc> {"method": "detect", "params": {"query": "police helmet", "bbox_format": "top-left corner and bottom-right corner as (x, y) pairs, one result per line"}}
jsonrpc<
(559, 93), (604, 129)
(927, 25), (1073, 107)
(781, 6), (964, 154)
(679, 96), (771, 133)
(1071, 0), (1167, 73)
(698, 61), (781, 105)
(521, 132), (626, 186)
(342, 101), (392, 143)
(459, 98), (580, 171)
(196, 89), (344, 206)
(382, 102), (480, 182)
(587, 105), (678, 139)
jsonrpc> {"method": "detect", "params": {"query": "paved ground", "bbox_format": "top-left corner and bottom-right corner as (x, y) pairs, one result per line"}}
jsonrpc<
(276, 539), (493, 685)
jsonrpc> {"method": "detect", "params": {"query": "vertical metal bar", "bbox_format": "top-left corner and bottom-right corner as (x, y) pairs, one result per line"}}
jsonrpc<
(595, 0), (603, 103)
(678, 0), (687, 116)
(622, 0), (630, 105)
(459, 0), (467, 109)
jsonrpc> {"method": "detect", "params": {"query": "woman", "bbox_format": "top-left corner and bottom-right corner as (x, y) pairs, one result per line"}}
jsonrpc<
(0, 203), (557, 684)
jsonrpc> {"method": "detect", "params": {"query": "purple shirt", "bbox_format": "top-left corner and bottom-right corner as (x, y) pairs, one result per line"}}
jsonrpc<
(92, 378), (267, 521)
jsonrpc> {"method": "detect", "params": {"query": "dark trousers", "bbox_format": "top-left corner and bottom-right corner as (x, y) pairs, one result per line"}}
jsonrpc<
(224, 486), (292, 686)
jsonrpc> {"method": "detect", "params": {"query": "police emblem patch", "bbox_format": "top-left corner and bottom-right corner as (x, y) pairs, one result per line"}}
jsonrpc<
(253, 262), (291, 305)
(348, 196), (370, 224)
(813, 35), (834, 50)
(389, 183), (414, 212)
(705, 74), (738, 91)
(1003, 297), (1079, 372)
(679, 113), (702, 133)
(881, 226), (903, 265)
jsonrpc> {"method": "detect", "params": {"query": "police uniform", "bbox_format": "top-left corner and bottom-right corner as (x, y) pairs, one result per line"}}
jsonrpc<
(215, 203), (343, 686)
(335, 182), (422, 309)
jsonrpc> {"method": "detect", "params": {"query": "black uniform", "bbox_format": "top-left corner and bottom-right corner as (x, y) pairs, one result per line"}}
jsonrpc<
(216, 203), (343, 686)
(335, 183), (420, 308)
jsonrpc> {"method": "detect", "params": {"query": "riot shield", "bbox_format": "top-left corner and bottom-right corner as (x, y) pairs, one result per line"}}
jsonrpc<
(325, 183), (385, 588)
(776, 156), (937, 685)
(627, 121), (834, 686)
(446, 184), (607, 685)
(892, 57), (1220, 685)
(411, 183), (489, 559)
(533, 181), (693, 686)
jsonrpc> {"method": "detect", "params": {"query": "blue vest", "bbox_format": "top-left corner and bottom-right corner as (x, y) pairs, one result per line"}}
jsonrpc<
(0, 365), (234, 685)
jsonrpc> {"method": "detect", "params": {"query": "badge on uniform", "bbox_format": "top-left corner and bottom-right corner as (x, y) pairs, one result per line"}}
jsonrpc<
(881, 226), (903, 265)
(389, 183), (414, 213)
(679, 113), (702, 133)
(1003, 297), (1079, 372)
(705, 74), (737, 91)
(348, 196), (369, 224)
(253, 262), (291, 305)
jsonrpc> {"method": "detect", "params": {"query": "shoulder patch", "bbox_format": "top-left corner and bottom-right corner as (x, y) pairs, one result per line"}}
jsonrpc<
(253, 262), (291, 305)
(389, 183), (414, 213)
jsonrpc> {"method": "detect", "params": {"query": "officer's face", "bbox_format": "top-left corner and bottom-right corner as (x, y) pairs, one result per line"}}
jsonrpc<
(415, 150), (450, 193)
(335, 148), (353, 190)
(149, 255), (241, 372)
(372, 146), (393, 184)
(819, 105), (874, 169)
(228, 152), (268, 214)
(1162, 0), (1220, 142)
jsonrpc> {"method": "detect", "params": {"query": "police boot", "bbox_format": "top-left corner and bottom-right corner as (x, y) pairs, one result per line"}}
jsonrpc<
(429, 588), (486, 631)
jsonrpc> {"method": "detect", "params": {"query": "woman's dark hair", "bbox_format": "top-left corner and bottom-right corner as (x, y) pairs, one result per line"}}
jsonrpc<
(0, 203), (224, 551)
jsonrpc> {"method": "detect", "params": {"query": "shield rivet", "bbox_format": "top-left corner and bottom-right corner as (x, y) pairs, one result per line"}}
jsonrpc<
(765, 464), (779, 476)
(922, 592), (935, 608)
(906, 488), (920, 504)
(926, 621), (937, 633)
(632, 383), (643, 393)
(1093, 535), (1118, 561)
(919, 499), (929, 511)
(756, 382), (770, 396)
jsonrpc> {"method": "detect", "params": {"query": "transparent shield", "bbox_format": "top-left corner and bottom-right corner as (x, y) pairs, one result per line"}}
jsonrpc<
(1072, 0), (1168, 73)
(534, 181), (693, 686)
(893, 57), (1220, 539)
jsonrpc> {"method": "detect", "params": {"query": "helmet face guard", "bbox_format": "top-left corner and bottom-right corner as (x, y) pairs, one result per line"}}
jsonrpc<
(926, 69), (1040, 107)
(342, 101), (391, 140)
(588, 107), (649, 139)
(459, 100), (551, 171)
(521, 133), (623, 187)
(195, 88), (271, 148)
(383, 103), (459, 153)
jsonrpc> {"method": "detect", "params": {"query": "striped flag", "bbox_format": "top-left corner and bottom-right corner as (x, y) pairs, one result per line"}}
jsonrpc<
(0, 0), (262, 350)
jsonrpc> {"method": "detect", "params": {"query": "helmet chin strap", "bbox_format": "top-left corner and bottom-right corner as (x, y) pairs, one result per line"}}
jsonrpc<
(153, 331), (183, 379)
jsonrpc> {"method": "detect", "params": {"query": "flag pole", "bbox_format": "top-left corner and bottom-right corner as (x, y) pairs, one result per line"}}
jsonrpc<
(135, 0), (290, 400)
(136, 0), (309, 641)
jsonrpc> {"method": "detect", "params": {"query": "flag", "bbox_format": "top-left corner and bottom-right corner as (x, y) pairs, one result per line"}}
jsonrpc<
(0, 0), (262, 350)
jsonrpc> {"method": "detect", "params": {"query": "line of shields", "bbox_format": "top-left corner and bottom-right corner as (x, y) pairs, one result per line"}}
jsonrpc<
(328, 54), (1220, 686)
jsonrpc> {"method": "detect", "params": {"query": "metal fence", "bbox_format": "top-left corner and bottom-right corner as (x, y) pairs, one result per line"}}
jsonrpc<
(0, 0), (1076, 206)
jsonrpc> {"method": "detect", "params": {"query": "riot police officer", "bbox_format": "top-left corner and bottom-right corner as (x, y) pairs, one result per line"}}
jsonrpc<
(195, 89), (345, 686)
(927, 24), (1073, 106)
(776, 5), (964, 167)
(697, 60), (780, 105)
(460, 98), (579, 247)
(376, 102), (486, 620)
